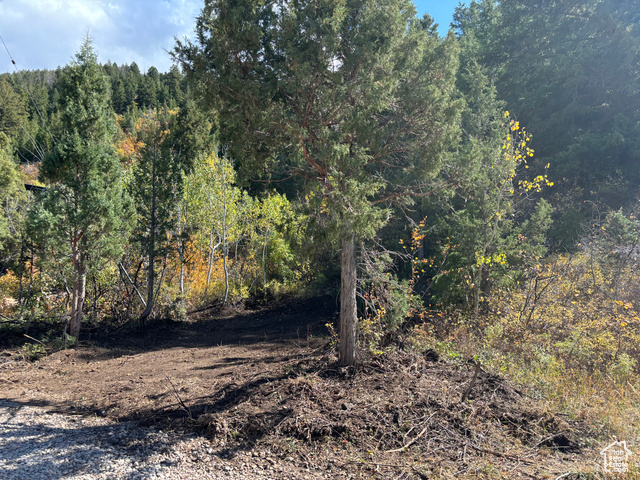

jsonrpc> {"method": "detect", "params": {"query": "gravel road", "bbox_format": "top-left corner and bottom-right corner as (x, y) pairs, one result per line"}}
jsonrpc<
(0, 399), (328, 480)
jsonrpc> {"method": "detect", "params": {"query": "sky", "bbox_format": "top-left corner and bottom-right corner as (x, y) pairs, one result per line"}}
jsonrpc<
(0, 0), (461, 74)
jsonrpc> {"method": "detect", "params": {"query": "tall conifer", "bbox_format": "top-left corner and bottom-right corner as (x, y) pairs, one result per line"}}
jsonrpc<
(175, 0), (460, 365)
(37, 38), (132, 339)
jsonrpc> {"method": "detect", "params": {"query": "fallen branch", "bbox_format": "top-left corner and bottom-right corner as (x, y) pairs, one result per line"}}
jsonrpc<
(554, 473), (575, 480)
(165, 376), (192, 420)
(344, 460), (412, 468)
(466, 443), (535, 465)
(385, 425), (429, 453)
(118, 262), (146, 307)
(24, 334), (46, 346)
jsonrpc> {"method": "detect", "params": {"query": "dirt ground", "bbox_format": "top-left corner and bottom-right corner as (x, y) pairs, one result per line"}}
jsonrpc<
(1, 296), (607, 478)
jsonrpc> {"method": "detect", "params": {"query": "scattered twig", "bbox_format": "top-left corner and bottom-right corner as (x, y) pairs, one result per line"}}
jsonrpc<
(533, 431), (569, 449)
(386, 411), (438, 453)
(554, 473), (575, 480)
(165, 376), (192, 420)
(466, 443), (535, 465)
(344, 460), (411, 468)
(385, 425), (429, 453)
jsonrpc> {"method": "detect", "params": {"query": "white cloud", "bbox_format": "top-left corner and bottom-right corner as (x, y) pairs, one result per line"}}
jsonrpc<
(0, 0), (202, 73)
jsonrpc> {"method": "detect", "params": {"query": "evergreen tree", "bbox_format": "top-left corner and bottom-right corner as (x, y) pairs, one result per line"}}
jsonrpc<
(0, 80), (28, 138)
(455, 0), (640, 245)
(130, 111), (177, 321)
(111, 77), (128, 114)
(129, 103), (212, 321)
(175, 0), (460, 365)
(420, 23), (554, 311)
(36, 38), (132, 339)
(164, 65), (185, 107)
(138, 73), (159, 110)
(0, 133), (26, 259)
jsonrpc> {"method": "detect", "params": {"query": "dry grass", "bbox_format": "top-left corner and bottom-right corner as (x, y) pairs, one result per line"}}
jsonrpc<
(406, 307), (640, 478)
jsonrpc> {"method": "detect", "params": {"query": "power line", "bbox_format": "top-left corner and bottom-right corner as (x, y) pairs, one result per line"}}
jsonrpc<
(0, 31), (56, 145)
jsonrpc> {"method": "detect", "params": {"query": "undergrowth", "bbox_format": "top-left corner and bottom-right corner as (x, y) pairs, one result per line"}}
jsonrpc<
(406, 249), (640, 460)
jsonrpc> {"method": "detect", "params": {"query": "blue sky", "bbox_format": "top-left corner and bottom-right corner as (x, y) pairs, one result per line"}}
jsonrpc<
(415, 0), (461, 33)
(0, 0), (462, 74)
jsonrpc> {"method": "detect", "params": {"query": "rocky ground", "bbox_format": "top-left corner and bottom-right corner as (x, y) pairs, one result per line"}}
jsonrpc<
(0, 398), (335, 480)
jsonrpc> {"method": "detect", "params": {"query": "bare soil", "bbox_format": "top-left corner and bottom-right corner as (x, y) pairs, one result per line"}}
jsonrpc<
(0, 296), (605, 478)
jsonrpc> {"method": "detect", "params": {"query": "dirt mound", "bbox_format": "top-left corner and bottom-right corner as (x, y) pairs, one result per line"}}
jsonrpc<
(191, 349), (594, 477)
(1, 296), (602, 478)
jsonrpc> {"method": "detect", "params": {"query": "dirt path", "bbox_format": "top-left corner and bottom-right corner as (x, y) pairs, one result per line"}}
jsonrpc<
(1, 297), (333, 421)
(1, 296), (605, 478)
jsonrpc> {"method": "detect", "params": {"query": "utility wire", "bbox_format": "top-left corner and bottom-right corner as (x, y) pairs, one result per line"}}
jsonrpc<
(0, 31), (56, 144)
(19, 123), (45, 161)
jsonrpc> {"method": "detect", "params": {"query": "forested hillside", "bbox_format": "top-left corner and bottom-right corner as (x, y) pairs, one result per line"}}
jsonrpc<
(1, 0), (639, 439)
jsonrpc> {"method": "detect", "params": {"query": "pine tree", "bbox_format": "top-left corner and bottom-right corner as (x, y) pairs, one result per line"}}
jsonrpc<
(37, 38), (132, 339)
(130, 110), (181, 322)
(0, 80), (28, 139)
(0, 133), (26, 256)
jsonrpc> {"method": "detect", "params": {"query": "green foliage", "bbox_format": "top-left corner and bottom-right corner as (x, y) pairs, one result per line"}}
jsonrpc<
(359, 277), (412, 354)
(129, 111), (183, 257)
(455, 0), (640, 235)
(0, 80), (28, 138)
(21, 342), (46, 362)
(186, 152), (252, 304)
(32, 38), (133, 337)
(121, 104), (214, 318)
(0, 134), (27, 254)
(250, 191), (304, 292)
(357, 242), (412, 352)
(423, 111), (553, 311)
(175, 0), (461, 364)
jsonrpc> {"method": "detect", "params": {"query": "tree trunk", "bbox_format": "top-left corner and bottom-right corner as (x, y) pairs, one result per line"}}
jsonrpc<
(139, 143), (157, 324)
(69, 240), (86, 339)
(222, 174), (229, 306)
(179, 262), (185, 296)
(262, 239), (268, 294)
(17, 242), (24, 306)
(206, 228), (216, 287)
(223, 243), (229, 306)
(338, 236), (357, 366)
(139, 249), (155, 323)
(177, 203), (185, 296)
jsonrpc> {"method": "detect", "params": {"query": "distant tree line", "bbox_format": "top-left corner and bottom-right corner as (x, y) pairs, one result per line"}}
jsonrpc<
(0, 61), (189, 165)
